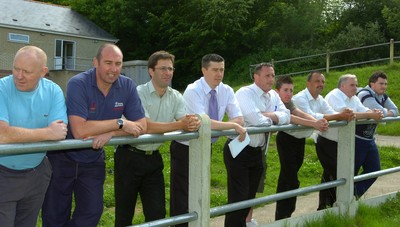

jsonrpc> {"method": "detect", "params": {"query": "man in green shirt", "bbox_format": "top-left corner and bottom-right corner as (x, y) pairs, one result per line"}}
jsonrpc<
(114, 51), (200, 226)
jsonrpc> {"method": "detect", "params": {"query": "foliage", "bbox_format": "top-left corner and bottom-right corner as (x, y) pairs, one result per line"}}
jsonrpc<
(40, 0), (400, 90)
(382, 2), (400, 40)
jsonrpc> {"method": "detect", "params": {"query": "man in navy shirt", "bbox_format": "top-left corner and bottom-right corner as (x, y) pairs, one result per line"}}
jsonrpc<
(42, 43), (147, 227)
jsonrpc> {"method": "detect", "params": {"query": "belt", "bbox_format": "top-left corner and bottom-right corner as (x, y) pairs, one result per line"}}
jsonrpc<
(120, 145), (158, 155)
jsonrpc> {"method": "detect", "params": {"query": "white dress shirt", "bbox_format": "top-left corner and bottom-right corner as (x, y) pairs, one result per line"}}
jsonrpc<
(321, 88), (370, 142)
(291, 88), (336, 139)
(236, 83), (290, 147)
(179, 77), (243, 145)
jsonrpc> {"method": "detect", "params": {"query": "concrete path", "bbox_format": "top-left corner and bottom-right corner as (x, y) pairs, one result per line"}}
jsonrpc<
(210, 135), (400, 226)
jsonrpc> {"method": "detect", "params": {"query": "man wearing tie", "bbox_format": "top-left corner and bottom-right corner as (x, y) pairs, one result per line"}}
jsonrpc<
(169, 53), (246, 227)
(230, 63), (290, 226)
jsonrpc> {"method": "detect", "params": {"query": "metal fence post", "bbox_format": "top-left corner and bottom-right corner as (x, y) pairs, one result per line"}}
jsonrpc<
(390, 38), (394, 65)
(188, 114), (211, 227)
(336, 120), (356, 216)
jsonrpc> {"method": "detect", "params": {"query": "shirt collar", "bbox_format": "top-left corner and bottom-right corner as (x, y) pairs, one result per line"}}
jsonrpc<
(147, 80), (172, 96)
(250, 83), (266, 98)
(336, 88), (353, 102)
(200, 77), (219, 95)
(90, 68), (121, 89)
(305, 88), (320, 102)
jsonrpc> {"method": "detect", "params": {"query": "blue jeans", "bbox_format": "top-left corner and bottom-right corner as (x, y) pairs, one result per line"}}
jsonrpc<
(42, 153), (105, 227)
(354, 137), (381, 198)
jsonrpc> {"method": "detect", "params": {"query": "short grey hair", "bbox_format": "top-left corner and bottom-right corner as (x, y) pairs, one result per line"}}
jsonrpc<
(338, 74), (357, 88)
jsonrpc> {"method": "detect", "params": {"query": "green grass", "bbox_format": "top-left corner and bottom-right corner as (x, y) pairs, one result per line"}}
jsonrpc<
(303, 193), (400, 226)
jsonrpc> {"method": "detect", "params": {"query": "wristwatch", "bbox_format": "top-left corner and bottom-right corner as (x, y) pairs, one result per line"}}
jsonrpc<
(117, 118), (124, 129)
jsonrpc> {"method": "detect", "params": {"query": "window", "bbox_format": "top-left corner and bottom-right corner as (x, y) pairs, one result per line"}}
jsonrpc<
(54, 39), (76, 70)
(8, 33), (29, 44)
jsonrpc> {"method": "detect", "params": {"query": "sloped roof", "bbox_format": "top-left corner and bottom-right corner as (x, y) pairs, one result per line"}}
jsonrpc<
(0, 0), (118, 42)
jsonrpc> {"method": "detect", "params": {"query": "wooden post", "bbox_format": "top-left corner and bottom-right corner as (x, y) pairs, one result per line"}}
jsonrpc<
(390, 38), (394, 65)
(188, 114), (211, 227)
(326, 52), (330, 74)
(336, 120), (356, 216)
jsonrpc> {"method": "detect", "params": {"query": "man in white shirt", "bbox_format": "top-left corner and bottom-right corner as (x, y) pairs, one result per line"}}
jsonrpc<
(292, 71), (354, 210)
(232, 63), (290, 226)
(169, 54), (246, 227)
(317, 74), (383, 209)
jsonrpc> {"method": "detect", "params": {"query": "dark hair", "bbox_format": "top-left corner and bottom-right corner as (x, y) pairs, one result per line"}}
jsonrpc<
(201, 54), (224, 69)
(253, 62), (274, 75)
(307, 71), (323, 82)
(275, 75), (293, 90)
(95, 43), (121, 60)
(369, 71), (387, 86)
(148, 50), (175, 69)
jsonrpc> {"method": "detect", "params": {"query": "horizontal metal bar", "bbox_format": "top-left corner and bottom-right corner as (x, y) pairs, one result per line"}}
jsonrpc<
(354, 166), (400, 183)
(129, 212), (198, 227)
(0, 131), (199, 155)
(210, 178), (346, 217)
(2, 117), (399, 156)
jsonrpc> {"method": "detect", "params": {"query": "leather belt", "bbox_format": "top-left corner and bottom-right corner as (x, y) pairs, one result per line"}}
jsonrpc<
(120, 145), (158, 155)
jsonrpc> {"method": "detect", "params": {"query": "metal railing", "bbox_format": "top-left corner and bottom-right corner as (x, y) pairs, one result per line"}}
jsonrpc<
(250, 39), (400, 78)
(0, 115), (399, 226)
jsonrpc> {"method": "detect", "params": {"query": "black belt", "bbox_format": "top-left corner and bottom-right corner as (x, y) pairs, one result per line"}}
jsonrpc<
(120, 145), (158, 155)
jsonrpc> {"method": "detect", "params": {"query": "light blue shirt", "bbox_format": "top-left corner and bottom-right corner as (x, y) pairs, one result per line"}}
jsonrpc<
(0, 75), (67, 170)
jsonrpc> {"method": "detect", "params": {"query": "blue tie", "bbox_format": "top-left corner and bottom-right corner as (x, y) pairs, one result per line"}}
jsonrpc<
(209, 90), (218, 120)
(209, 89), (218, 143)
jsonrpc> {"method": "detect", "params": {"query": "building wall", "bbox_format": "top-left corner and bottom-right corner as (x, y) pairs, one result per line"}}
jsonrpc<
(0, 27), (109, 73)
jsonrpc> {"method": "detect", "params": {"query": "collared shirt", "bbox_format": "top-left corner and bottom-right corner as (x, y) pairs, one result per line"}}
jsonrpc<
(321, 88), (370, 142)
(179, 77), (242, 145)
(236, 83), (290, 147)
(358, 85), (398, 117)
(66, 68), (145, 163)
(136, 81), (187, 151)
(0, 75), (67, 169)
(291, 88), (336, 139)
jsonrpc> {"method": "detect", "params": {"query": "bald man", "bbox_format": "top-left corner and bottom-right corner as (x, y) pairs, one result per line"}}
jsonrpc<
(0, 46), (68, 226)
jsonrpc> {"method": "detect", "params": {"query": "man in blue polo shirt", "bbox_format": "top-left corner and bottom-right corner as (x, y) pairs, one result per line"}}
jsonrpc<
(42, 43), (147, 227)
(0, 46), (68, 226)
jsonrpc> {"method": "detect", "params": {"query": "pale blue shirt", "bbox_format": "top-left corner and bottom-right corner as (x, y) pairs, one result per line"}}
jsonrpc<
(236, 83), (290, 147)
(321, 88), (370, 142)
(0, 75), (67, 170)
(136, 81), (187, 150)
(179, 77), (242, 145)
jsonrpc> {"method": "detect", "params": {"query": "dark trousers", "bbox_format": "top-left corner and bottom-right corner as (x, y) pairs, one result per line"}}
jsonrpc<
(42, 153), (105, 227)
(275, 132), (305, 220)
(0, 157), (51, 227)
(315, 135), (338, 210)
(114, 146), (165, 227)
(223, 140), (263, 227)
(169, 141), (190, 227)
(354, 137), (380, 198)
